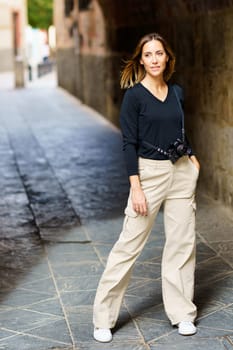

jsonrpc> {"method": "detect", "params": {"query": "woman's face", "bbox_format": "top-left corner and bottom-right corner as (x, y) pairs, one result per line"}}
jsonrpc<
(140, 39), (168, 79)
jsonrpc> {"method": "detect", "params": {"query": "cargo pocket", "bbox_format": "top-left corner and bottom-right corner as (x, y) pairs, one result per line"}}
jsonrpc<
(124, 205), (138, 218)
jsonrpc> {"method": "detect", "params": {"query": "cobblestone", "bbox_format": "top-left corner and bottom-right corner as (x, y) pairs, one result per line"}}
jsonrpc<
(0, 73), (232, 349)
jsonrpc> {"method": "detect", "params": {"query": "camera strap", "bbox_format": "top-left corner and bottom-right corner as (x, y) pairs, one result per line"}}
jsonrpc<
(142, 85), (186, 155)
(172, 85), (185, 143)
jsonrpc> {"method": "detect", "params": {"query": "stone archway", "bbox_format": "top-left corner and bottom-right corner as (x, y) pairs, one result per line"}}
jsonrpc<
(55, 0), (233, 209)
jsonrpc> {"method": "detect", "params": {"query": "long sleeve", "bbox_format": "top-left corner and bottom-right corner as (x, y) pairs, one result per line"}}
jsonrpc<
(119, 88), (139, 176)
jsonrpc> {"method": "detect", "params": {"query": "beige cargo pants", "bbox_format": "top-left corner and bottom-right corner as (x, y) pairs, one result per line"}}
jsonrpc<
(93, 155), (199, 328)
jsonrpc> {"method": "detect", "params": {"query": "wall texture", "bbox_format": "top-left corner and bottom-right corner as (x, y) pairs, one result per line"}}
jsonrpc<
(0, 49), (14, 71)
(173, 9), (233, 207)
(54, 0), (233, 210)
(0, 0), (27, 72)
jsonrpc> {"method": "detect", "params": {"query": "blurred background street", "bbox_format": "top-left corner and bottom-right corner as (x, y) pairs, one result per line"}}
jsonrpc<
(0, 0), (233, 349)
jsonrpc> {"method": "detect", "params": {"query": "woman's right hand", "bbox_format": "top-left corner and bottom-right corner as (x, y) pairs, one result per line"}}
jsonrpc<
(129, 175), (147, 216)
(189, 155), (201, 171)
(131, 187), (148, 216)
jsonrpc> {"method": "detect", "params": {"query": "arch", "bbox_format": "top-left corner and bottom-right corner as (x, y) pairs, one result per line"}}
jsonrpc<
(55, 0), (233, 209)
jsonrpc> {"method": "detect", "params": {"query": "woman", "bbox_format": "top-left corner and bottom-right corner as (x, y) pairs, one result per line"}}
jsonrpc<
(93, 33), (200, 343)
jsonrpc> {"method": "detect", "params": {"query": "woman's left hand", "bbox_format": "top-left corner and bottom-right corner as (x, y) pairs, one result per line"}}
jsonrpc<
(189, 155), (200, 171)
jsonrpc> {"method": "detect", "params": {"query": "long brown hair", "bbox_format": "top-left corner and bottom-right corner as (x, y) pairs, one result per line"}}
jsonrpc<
(120, 33), (176, 89)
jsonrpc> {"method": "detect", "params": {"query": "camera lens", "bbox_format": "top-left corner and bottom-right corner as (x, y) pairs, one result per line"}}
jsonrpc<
(176, 144), (184, 155)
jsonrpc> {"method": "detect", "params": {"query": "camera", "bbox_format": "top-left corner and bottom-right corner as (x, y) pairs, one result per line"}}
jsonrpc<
(167, 138), (188, 164)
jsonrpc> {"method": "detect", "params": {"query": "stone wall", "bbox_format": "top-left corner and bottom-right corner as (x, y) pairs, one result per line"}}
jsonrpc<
(183, 10), (233, 207)
(56, 47), (123, 125)
(158, 8), (233, 208)
(55, 0), (233, 210)
(54, 0), (124, 125)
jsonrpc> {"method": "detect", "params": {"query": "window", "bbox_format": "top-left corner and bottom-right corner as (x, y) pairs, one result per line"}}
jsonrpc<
(64, 0), (74, 17)
(78, 0), (92, 11)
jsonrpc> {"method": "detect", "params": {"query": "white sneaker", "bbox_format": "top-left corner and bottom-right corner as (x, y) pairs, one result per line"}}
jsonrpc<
(178, 321), (197, 335)
(93, 328), (112, 342)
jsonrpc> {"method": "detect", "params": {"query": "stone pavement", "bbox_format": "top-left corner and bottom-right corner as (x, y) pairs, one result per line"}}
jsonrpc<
(0, 72), (233, 350)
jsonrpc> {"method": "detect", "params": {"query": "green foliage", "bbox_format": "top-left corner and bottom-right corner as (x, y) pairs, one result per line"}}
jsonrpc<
(28, 0), (53, 29)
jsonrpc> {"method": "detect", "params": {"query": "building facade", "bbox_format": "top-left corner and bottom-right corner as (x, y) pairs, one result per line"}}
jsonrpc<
(53, 0), (117, 122)
(0, 0), (27, 72)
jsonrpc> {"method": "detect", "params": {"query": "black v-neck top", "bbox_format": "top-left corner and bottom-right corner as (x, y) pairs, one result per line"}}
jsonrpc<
(119, 82), (193, 176)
